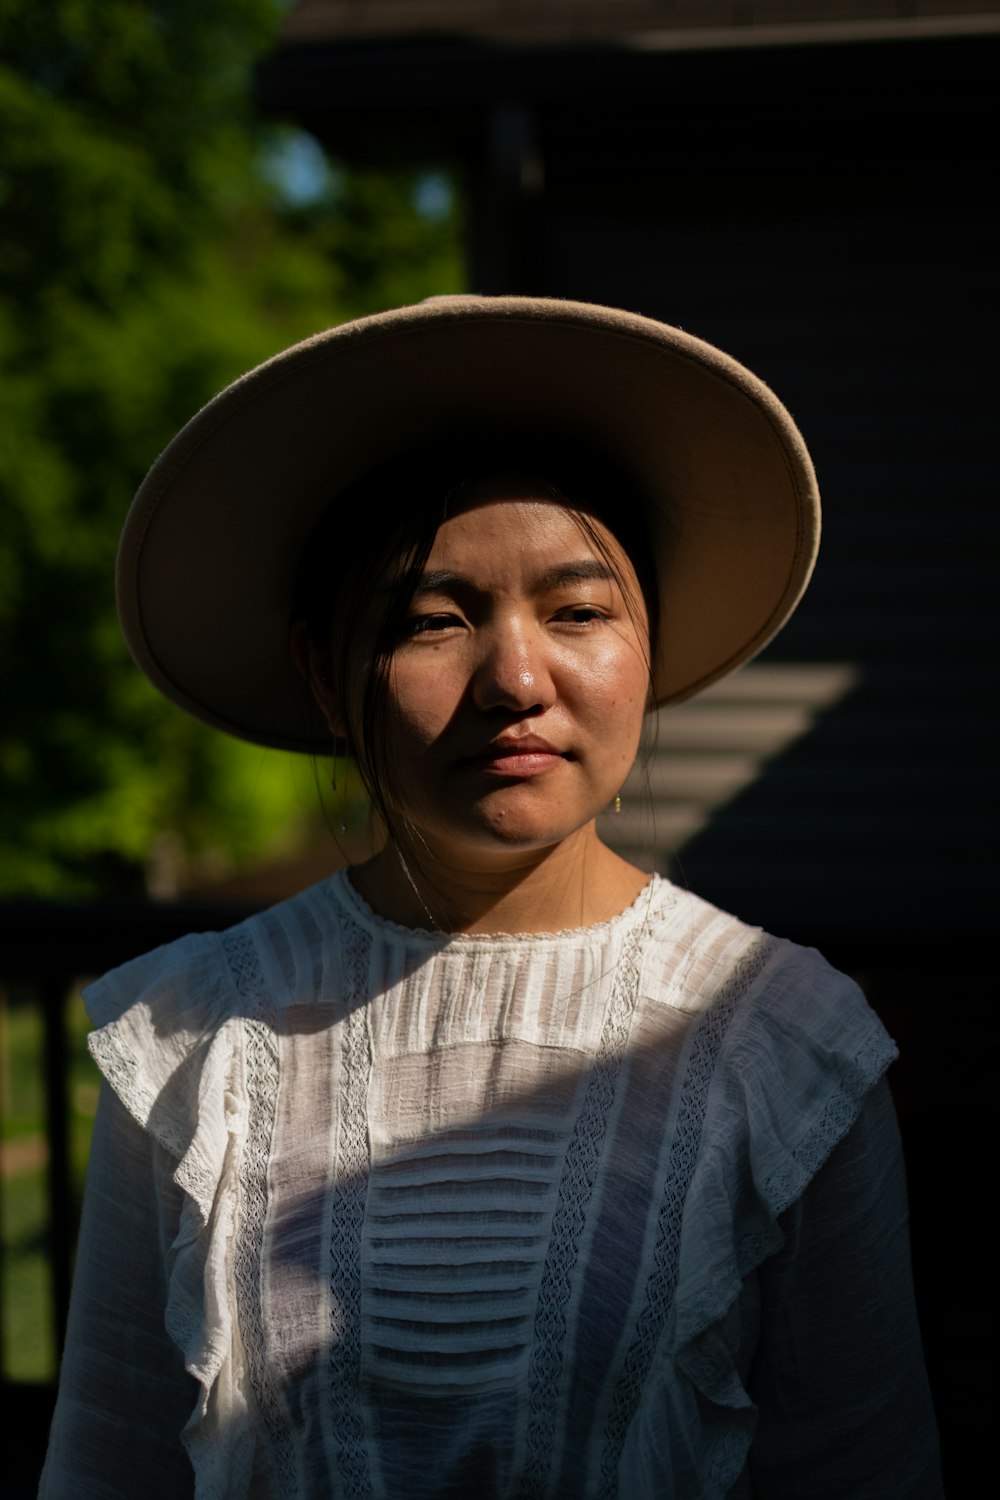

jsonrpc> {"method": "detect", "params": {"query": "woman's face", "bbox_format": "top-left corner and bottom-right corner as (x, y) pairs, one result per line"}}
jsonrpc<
(348, 477), (651, 871)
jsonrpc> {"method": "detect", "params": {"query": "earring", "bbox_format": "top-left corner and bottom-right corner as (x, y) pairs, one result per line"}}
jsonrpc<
(613, 793), (622, 814)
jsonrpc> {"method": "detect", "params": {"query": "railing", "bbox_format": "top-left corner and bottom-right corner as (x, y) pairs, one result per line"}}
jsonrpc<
(0, 897), (258, 1495)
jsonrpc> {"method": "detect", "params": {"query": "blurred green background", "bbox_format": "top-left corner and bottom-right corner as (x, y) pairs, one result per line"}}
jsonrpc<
(1, 987), (93, 1380)
(0, 0), (465, 902)
(1, 0), (465, 1381)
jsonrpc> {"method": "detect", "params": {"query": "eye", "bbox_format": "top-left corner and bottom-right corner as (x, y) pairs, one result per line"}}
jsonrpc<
(553, 605), (609, 626)
(406, 612), (462, 636)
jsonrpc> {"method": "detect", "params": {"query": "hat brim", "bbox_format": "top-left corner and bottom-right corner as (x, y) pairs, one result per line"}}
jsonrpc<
(117, 296), (820, 753)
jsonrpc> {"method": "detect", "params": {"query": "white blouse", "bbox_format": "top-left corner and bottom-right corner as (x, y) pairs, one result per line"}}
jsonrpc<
(40, 872), (943, 1498)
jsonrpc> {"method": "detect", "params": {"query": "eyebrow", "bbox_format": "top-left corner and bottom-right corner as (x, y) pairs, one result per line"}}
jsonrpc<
(408, 560), (617, 598)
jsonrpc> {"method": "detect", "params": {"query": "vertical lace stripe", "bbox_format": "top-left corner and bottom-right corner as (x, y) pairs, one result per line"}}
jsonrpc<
(596, 933), (779, 1496)
(328, 923), (377, 1498)
(225, 928), (299, 1498)
(520, 907), (651, 1497)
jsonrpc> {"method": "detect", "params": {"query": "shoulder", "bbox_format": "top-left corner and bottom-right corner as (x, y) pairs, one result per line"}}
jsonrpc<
(82, 875), (346, 1160)
(636, 879), (772, 1014)
(649, 891), (902, 1367)
(639, 878), (887, 1055)
(85, 874), (345, 1030)
(638, 879), (897, 1202)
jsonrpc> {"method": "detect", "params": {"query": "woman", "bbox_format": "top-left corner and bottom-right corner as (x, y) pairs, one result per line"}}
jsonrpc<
(41, 297), (942, 1497)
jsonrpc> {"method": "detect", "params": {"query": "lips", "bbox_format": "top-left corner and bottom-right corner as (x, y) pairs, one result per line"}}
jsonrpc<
(463, 734), (569, 777)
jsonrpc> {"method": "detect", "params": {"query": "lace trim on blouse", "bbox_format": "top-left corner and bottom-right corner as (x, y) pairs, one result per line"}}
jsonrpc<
(326, 865), (663, 948)
(520, 892), (654, 1495)
(328, 922), (377, 1498)
(597, 931), (779, 1497)
(226, 928), (299, 1498)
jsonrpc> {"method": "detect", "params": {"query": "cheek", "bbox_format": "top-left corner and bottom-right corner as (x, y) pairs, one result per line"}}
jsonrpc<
(572, 633), (649, 711)
(383, 661), (461, 751)
(572, 644), (649, 773)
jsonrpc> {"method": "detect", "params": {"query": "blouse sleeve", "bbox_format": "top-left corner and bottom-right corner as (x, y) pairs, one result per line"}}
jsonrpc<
(39, 928), (254, 1498)
(747, 1078), (944, 1499)
(38, 1084), (198, 1498)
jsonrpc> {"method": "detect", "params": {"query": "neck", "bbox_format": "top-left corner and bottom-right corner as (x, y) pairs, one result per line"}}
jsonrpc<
(350, 823), (649, 935)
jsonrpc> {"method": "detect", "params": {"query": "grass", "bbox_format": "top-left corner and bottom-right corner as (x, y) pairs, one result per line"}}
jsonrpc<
(1, 986), (98, 1382)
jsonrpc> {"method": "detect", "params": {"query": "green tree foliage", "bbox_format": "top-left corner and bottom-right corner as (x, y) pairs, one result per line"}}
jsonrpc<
(0, 0), (464, 896)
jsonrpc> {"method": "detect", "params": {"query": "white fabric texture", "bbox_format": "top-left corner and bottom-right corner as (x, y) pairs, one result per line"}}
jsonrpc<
(40, 872), (943, 1499)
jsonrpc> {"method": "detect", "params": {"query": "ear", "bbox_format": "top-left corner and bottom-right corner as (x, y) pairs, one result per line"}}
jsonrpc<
(290, 621), (347, 739)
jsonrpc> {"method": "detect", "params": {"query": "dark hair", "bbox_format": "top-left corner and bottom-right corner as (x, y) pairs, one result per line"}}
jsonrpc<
(292, 432), (660, 843)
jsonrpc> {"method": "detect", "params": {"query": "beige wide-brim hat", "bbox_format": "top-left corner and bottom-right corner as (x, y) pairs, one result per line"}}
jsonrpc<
(117, 295), (820, 753)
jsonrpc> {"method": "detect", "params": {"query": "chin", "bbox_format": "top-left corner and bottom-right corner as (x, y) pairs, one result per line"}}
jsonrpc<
(389, 782), (607, 864)
(439, 812), (599, 863)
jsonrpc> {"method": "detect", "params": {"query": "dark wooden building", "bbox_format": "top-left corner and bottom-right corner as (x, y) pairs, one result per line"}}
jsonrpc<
(257, 3), (1000, 1489)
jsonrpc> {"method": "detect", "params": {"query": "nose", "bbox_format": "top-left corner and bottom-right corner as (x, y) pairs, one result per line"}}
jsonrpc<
(472, 617), (555, 714)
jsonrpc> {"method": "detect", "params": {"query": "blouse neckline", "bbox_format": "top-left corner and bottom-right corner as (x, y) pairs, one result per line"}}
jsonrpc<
(325, 866), (667, 951)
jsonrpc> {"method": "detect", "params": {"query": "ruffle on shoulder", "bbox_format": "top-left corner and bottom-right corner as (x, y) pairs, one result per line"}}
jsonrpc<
(668, 941), (898, 1494)
(85, 931), (259, 1498)
(86, 933), (236, 1196)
